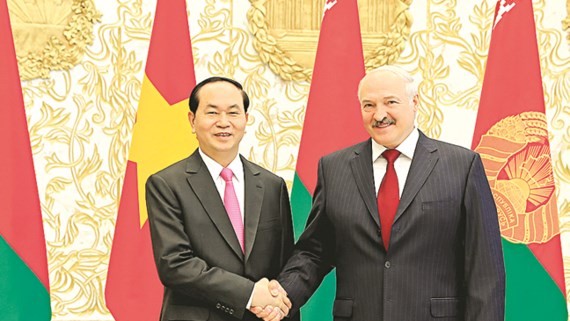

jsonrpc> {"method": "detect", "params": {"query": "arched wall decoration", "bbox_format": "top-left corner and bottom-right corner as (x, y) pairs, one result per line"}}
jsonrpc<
(247, 0), (413, 82)
(8, 0), (101, 80)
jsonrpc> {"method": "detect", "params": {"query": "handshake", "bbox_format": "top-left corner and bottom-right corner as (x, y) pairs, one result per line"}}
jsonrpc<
(249, 278), (292, 321)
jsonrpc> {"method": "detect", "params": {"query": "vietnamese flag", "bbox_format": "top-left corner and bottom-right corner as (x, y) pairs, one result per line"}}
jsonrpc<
(472, 0), (567, 320)
(105, 0), (197, 320)
(290, 0), (368, 320)
(0, 0), (51, 319)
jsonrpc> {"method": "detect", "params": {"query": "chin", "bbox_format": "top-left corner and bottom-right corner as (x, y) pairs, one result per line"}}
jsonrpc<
(376, 138), (397, 148)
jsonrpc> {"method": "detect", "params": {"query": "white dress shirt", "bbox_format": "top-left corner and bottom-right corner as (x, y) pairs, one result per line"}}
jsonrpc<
(372, 128), (420, 197)
(199, 149), (245, 223)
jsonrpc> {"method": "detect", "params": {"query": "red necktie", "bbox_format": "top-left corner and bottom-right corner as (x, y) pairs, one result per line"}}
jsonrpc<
(377, 149), (401, 250)
(220, 168), (245, 252)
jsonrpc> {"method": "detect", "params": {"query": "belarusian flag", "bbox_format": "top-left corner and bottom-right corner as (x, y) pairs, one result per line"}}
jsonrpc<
(0, 0), (51, 319)
(105, 0), (197, 319)
(472, 1), (567, 320)
(291, 0), (367, 319)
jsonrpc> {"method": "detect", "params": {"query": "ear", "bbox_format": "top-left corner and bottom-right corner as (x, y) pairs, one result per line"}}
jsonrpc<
(188, 112), (196, 133)
(411, 94), (419, 112)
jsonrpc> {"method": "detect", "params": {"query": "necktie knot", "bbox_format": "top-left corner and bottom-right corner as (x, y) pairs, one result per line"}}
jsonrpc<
(220, 168), (234, 182)
(382, 149), (401, 164)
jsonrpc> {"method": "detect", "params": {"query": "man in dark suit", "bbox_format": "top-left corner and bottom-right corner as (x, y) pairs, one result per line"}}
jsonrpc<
(146, 77), (296, 321)
(255, 65), (505, 321)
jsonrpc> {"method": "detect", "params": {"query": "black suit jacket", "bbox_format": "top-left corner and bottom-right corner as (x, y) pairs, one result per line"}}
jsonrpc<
(146, 150), (298, 321)
(279, 132), (505, 321)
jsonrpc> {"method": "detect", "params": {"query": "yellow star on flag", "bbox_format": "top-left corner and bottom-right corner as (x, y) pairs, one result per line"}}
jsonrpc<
(129, 75), (198, 226)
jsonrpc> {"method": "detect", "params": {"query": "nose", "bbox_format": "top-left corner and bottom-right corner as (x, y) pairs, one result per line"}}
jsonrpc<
(373, 107), (387, 121)
(216, 113), (230, 127)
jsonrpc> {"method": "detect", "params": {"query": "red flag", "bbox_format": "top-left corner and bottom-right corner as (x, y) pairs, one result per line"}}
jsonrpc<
(105, 0), (197, 320)
(295, 0), (368, 194)
(291, 0), (367, 319)
(0, 0), (51, 319)
(473, 0), (567, 319)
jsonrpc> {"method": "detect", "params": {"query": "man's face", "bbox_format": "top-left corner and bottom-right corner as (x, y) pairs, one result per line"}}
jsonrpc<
(359, 70), (418, 149)
(189, 81), (248, 162)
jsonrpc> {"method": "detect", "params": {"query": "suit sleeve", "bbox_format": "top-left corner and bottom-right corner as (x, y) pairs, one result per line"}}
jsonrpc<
(146, 174), (253, 319)
(278, 158), (335, 315)
(463, 153), (506, 321)
(279, 178), (295, 269)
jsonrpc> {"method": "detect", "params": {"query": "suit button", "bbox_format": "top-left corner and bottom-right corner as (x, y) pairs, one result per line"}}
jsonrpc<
(377, 229), (382, 237)
(230, 309), (234, 314)
(384, 261), (391, 269)
(216, 303), (221, 309)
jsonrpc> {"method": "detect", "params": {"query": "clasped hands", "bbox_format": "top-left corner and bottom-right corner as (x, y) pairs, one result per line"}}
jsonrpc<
(249, 278), (291, 321)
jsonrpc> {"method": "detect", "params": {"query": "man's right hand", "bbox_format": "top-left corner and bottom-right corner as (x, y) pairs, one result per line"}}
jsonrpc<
(250, 278), (291, 320)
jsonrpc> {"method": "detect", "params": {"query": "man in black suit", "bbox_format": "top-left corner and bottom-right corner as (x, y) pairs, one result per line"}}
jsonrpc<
(146, 77), (296, 321)
(255, 65), (505, 321)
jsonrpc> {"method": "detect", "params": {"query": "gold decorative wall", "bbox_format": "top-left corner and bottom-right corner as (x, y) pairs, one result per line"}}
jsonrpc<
(8, 0), (570, 320)
(9, 0), (101, 80)
(248, 0), (412, 81)
(562, 0), (570, 43)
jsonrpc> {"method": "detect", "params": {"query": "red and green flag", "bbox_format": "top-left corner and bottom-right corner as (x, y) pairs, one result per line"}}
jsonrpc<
(0, 0), (51, 319)
(472, 0), (567, 320)
(105, 0), (197, 319)
(290, 0), (368, 319)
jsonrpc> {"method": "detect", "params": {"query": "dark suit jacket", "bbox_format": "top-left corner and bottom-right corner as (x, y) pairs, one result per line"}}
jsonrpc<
(279, 132), (505, 321)
(146, 150), (298, 321)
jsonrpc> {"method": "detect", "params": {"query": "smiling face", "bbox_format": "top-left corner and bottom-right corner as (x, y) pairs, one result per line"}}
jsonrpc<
(188, 81), (248, 166)
(358, 69), (418, 149)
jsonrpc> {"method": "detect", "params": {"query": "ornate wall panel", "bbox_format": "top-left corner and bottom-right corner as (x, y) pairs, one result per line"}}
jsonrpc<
(14, 0), (152, 319)
(248, 0), (412, 81)
(9, 0), (101, 80)
(9, 0), (570, 319)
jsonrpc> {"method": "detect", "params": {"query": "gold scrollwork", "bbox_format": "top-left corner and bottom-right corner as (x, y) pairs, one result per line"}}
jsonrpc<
(8, 0), (101, 80)
(247, 0), (413, 82)
(563, 0), (570, 43)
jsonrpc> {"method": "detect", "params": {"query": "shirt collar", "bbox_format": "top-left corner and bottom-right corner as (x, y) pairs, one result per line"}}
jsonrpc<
(199, 149), (244, 182)
(371, 127), (419, 162)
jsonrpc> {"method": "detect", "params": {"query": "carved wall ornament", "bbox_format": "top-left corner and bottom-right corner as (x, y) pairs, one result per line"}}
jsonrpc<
(247, 0), (413, 82)
(8, 0), (101, 80)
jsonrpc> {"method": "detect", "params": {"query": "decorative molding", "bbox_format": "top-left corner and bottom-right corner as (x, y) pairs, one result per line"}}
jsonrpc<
(9, 0), (101, 80)
(247, 0), (413, 82)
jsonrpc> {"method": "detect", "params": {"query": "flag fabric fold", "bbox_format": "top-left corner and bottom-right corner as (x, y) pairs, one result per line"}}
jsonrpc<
(0, 0), (51, 319)
(472, 1), (567, 320)
(290, 0), (368, 320)
(105, 0), (197, 319)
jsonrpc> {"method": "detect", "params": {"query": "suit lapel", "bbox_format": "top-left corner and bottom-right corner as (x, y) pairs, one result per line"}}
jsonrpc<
(395, 131), (438, 223)
(350, 139), (380, 228)
(241, 157), (264, 263)
(185, 151), (244, 260)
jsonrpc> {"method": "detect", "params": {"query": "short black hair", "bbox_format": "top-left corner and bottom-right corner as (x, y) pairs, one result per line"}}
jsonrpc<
(188, 76), (250, 113)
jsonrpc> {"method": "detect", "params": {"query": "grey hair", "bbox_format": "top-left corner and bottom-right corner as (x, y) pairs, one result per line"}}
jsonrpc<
(358, 65), (418, 101)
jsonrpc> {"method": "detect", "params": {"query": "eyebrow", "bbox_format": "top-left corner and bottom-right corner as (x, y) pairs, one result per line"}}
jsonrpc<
(204, 104), (241, 109)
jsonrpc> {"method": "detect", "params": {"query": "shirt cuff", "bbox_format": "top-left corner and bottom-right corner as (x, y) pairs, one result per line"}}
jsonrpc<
(246, 288), (254, 309)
